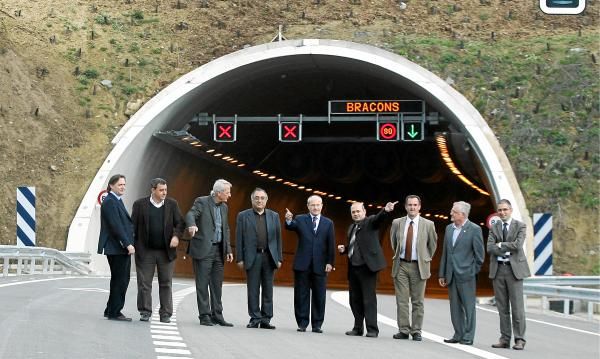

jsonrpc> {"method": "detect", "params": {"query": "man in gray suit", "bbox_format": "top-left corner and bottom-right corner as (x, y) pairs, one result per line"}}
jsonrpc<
(487, 199), (530, 350)
(236, 188), (283, 330)
(186, 179), (234, 327)
(390, 195), (437, 341)
(439, 201), (484, 345)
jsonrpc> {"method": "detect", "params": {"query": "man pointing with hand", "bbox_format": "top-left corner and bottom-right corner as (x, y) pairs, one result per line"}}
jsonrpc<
(285, 195), (335, 334)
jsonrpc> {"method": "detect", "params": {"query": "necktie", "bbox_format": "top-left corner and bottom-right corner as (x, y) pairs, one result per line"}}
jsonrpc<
(405, 221), (414, 261)
(348, 224), (358, 258)
(312, 216), (317, 233)
(502, 222), (508, 241)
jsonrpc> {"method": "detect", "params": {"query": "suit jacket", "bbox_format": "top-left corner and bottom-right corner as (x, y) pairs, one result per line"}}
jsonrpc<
(97, 193), (134, 255)
(390, 215), (438, 280)
(438, 220), (484, 284)
(487, 219), (531, 280)
(131, 196), (185, 262)
(341, 209), (388, 273)
(285, 214), (335, 275)
(185, 195), (232, 260)
(235, 208), (283, 270)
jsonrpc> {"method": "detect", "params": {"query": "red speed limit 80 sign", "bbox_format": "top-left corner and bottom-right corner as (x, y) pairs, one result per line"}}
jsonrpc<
(377, 122), (399, 141)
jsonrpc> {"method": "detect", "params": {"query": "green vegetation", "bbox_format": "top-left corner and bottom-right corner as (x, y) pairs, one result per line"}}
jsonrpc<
(392, 33), (599, 212)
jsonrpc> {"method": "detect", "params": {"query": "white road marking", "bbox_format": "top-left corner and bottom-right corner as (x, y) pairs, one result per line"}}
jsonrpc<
(60, 287), (108, 293)
(476, 305), (600, 336)
(331, 291), (510, 359)
(0, 276), (80, 288)
(150, 286), (197, 359)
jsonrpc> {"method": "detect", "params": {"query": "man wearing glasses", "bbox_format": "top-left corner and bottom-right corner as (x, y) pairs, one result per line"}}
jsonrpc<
(236, 188), (283, 329)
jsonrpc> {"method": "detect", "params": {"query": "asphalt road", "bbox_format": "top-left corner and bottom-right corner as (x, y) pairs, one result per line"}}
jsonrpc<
(0, 276), (598, 359)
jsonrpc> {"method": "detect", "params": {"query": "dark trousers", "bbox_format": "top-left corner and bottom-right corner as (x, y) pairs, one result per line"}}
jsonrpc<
(348, 264), (379, 334)
(448, 276), (477, 341)
(105, 254), (131, 318)
(192, 244), (225, 321)
(294, 269), (327, 329)
(247, 252), (276, 324)
(136, 248), (175, 318)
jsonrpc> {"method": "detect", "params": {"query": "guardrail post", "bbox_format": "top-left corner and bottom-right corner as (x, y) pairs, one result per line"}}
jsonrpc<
(2, 257), (8, 276)
(587, 302), (593, 321)
(42, 258), (49, 273)
(30, 257), (35, 274)
(49, 258), (55, 274)
(563, 299), (569, 315)
(541, 296), (548, 313)
(17, 258), (23, 275)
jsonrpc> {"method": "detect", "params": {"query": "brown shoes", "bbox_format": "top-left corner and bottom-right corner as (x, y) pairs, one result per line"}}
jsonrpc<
(513, 339), (526, 350)
(491, 341), (510, 349)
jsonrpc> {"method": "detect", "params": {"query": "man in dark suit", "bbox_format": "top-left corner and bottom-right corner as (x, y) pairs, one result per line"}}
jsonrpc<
(97, 174), (135, 322)
(132, 178), (185, 323)
(284, 195), (335, 333)
(390, 195), (438, 341)
(186, 179), (234, 327)
(337, 201), (397, 338)
(439, 201), (484, 345)
(487, 199), (531, 350)
(236, 188), (283, 330)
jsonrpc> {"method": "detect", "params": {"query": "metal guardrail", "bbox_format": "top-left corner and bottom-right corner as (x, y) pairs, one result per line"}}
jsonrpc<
(0, 245), (91, 276)
(523, 275), (600, 320)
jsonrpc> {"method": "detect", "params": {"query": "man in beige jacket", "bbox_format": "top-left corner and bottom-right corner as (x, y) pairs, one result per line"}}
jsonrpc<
(390, 195), (438, 341)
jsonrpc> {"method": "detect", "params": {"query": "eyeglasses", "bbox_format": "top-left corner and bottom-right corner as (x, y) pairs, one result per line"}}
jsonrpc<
(253, 197), (267, 201)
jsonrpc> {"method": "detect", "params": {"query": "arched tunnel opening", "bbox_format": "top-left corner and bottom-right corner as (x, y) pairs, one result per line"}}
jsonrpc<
(147, 53), (496, 295)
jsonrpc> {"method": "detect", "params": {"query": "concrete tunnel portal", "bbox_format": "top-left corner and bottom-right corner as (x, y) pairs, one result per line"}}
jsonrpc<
(67, 39), (532, 295)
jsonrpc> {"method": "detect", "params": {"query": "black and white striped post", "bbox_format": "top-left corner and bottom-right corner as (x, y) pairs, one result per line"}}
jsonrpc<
(16, 186), (36, 247)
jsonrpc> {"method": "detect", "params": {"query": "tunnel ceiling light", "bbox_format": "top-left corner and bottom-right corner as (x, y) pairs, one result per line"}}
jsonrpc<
(268, 175), (276, 180)
(260, 173), (268, 177)
(230, 160), (238, 164)
(275, 178), (283, 182)
(253, 170), (261, 174)
(435, 134), (490, 196)
(206, 149), (215, 153)
(237, 163), (245, 167)
(425, 213), (431, 217)
(335, 196), (342, 200)
(298, 186), (305, 189)
(328, 194), (334, 198)
(214, 153), (223, 157)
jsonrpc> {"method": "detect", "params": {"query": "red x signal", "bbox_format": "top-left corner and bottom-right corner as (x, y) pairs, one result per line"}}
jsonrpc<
(214, 121), (236, 142)
(279, 121), (301, 142)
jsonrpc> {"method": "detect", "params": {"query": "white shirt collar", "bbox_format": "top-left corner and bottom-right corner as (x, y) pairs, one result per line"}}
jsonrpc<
(150, 196), (164, 208)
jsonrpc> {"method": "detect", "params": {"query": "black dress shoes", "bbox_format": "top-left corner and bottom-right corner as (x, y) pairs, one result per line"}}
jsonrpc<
(412, 333), (422, 341)
(160, 316), (171, 323)
(443, 338), (460, 344)
(365, 332), (378, 338)
(460, 340), (473, 345)
(393, 332), (410, 339)
(212, 318), (234, 327)
(491, 341), (510, 349)
(199, 316), (214, 326)
(259, 322), (276, 330)
(312, 328), (323, 333)
(297, 327), (306, 332)
(345, 329), (363, 336)
(246, 322), (259, 328)
(108, 314), (132, 322)
(140, 313), (151, 322)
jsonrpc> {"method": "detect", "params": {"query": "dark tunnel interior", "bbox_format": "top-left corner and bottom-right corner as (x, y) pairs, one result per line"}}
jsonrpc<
(159, 54), (496, 295)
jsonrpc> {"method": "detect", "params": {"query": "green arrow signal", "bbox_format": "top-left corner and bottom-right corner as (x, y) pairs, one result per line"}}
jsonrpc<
(407, 124), (419, 139)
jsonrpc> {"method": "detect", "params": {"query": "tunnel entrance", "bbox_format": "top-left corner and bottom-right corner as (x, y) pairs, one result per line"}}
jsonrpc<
(68, 39), (532, 297)
(155, 102), (495, 295)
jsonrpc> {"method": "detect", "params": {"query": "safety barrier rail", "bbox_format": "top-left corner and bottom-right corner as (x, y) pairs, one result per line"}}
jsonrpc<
(524, 276), (600, 321)
(0, 245), (91, 276)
